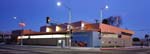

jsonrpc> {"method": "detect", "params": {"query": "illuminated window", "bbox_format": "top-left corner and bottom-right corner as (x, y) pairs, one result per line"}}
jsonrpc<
(58, 40), (62, 43)
(67, 25), (69, 31)
(67, 25), (72, 31)
(56, 26), (62, 32)
(81, 23), (85, 30)
(18, 36), (29, 39)
(18, 34), (70, 39)
(46, 27), (52, 32)
(33, 35), (69, 38)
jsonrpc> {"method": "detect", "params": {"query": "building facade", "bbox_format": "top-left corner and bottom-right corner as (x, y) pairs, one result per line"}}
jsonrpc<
(16, 21), (134, 47)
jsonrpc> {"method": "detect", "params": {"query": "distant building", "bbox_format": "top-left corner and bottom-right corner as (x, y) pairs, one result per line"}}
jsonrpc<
(0, 32), (11, 44)
(133, 39), (150, 46)
(11, 29), (34, 44)
(15, 21), (134, 47)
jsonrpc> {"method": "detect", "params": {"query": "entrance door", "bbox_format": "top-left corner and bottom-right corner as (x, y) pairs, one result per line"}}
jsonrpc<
(58, 40), (65, 47)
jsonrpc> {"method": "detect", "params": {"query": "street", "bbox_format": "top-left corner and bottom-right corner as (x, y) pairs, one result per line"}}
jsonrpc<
(0, 45), (150, 54)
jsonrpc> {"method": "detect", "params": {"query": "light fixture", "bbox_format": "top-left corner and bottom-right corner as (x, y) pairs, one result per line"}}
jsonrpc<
(57, 2), (61, 6)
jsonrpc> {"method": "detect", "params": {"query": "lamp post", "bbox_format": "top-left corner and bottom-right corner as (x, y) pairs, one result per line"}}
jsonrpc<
(13, 17), (26, 46)
(99, 4), (109, 50)
(57, 1), (72, 48)
(100, 5), (109, 23)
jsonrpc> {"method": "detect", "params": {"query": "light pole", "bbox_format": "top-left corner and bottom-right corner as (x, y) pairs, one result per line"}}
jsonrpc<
(99, 4), (109, 50)
(13, 17), (26, 46)
(100, 5), (109, 23)
(57, 1), (72, 48)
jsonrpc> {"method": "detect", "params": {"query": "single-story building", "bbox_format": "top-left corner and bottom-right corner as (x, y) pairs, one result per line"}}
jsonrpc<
(14, 21), (134, 47)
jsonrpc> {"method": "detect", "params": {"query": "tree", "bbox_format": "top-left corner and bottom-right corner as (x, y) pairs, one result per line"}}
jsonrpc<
(132, 37), (140, 42)
(102, 19), (109, 24)
(145, 34), (149, 39)
(102, 16), (122, 27)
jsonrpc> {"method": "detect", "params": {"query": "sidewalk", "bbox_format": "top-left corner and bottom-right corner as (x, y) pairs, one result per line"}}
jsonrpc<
(101, 46), (150, 50)
(1, 45), (150, 54)
(16, 45), (101, 51)
(1, 45), (150, 51)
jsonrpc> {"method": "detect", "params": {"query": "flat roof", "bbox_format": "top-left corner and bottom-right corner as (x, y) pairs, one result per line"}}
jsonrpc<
(23, 30), (98, 36)
(24, 31), (68, 35)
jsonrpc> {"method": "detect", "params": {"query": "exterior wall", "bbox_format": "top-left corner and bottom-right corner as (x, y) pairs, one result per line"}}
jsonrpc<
(101, 33), (132, 47)
(102, 38), (129, 47)
(21, 31), (100, 47)
(40, 26), (47, 32)
(122, 35), (131, 39)
(71, 21), (82, 29)
(72, 32), (92, 47)
(40, 21), (90, 32)
(85, 23), (99, 30)
(18, 31), (94, 47)
(23, 38), (67, 46)
(72, 31), (100, 47)
(40, 26), (56, 32)
(92, 32), (100, 47)
(121, 35), (132, 46)
(48, 26), (56, 32)
(17, 32), (70, 46)
(17, 31), (132, 47)
(71, 21), (89, 30)
(57, 24), (67, 31)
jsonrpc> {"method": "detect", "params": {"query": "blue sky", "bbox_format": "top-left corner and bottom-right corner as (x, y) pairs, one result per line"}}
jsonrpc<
(0, 0), (150, 38)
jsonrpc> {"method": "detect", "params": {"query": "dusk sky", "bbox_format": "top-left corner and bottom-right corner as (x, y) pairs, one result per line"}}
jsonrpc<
(0, 0), (150, 38)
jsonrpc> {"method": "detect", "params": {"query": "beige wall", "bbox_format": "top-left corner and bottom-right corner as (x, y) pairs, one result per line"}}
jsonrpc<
(101, 38), (132, 47)
(101, 33), (132, 47)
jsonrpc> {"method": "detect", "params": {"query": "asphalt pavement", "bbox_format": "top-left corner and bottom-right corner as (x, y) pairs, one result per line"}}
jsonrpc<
(0, 45), (150, 54)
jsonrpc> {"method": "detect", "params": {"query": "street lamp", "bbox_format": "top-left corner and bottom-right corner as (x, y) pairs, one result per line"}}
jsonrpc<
(57, 1), (72, 48)
(13, 17), (26, 46)
(99, 4), (109, 50)
(57, 2), (61, 7)
(100, 5), (109, 23)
